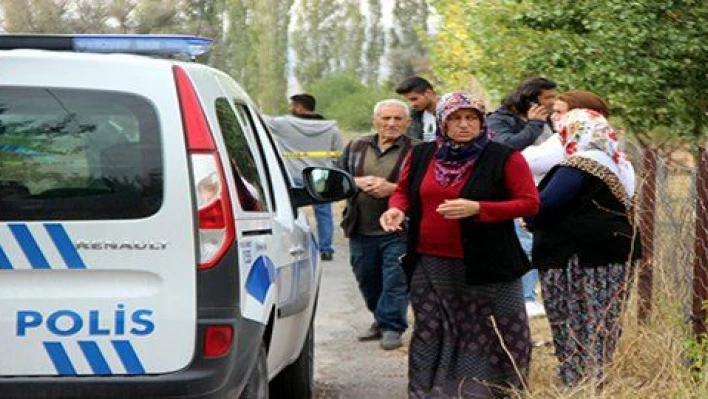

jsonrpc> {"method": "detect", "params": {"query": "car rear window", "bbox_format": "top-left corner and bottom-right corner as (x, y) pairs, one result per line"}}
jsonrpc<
(0, 86), (163, 220)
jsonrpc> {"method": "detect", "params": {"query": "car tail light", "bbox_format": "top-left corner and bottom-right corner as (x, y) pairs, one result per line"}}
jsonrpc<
(204, 325), (233, 358)
(174, 66), (235, 270)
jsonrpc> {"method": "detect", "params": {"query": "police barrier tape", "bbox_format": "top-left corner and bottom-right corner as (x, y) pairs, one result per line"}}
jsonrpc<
(280, 151), (341, 159)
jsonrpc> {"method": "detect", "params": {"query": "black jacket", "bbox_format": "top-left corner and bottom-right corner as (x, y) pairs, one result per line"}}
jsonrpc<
(487, 108), (547, 150)
(404, 109), (425, 140)
(531, 164), (642, 270)
(404, 108), (440, 141)
(403, 142), (531, 285)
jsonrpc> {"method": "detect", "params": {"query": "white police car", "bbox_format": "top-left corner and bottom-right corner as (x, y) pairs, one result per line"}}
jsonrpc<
(0, 34), (354, 398)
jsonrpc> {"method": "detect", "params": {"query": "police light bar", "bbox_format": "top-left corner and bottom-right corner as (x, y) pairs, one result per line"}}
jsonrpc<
(0, 34), (212, 58)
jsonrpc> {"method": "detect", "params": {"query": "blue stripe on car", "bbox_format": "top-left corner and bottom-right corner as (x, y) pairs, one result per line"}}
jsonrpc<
(9, 224), (50, 269)
(45, 224), (86, 269)
(43, 342), (77, 375)
(246, 255), (274, 303)
(0, 244), (13, 269)
(79, 341), (112, 375)
(112, 340), (145, 374)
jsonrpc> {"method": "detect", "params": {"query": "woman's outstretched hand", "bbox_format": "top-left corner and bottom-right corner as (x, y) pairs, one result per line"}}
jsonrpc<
(436, 199), (480, 219)
(380, 207), (406, 232)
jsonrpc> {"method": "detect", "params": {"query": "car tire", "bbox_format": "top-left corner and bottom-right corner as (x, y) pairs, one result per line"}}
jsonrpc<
(239, 343), (269, 399)
(269, 320), (314, 398)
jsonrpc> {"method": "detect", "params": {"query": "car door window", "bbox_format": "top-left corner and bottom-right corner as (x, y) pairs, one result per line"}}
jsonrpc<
(232, 104), (278, 212)
(214, 98), (268, 213)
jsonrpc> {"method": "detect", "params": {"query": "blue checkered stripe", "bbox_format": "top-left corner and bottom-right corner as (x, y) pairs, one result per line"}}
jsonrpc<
(44, 340), (145, 375)
(0, 223), (86, 269)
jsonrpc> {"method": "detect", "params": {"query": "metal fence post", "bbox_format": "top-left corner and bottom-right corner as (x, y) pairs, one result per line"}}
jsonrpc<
(638, 147), (657, 323)
(692, 146), (708, 337)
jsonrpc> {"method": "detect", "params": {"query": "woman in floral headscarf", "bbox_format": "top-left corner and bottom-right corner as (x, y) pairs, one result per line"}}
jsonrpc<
(380, 92), (539, 398)
(526, 108), (641, 387)
(525, 90), (612, 185)
(550, 90), (611, 134)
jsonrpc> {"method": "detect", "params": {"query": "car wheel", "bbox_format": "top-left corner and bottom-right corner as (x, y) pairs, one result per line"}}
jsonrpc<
(269, 320), (314, 398)
(239, 343), (269, 399)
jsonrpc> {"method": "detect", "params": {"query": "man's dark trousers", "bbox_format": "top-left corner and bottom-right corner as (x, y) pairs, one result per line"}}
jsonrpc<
(349, 232), (408, 333)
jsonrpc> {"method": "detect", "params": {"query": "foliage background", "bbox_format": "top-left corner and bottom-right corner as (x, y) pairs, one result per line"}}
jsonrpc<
(2, 0), (706, 144)
(0, 0), (432, 126)
(430, 0), (708, 147)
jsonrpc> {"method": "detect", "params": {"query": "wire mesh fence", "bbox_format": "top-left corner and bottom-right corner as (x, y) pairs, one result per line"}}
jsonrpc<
(632, 142), (708, 338)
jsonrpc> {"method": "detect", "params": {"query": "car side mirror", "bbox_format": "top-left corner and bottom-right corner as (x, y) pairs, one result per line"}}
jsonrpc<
(303, 167), (355, 202)
(290, 167), (355, 208)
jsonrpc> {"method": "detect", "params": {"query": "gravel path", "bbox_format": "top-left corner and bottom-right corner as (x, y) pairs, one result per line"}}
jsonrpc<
(313, 220), (410, 399)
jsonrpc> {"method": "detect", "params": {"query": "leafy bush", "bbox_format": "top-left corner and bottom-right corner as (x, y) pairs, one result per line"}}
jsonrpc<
(306, 73), (395, 132)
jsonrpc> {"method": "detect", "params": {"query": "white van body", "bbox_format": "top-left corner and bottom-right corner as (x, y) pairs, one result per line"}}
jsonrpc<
(0, 35), (353, 398)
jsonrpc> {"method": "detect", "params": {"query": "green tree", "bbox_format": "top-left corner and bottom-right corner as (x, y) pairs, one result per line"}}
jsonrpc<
(292, 0), (366, 85)
(363, 0), (384, 86)
(293, 0), (368, 87)
(251, 0), (293, 113)
(1, 0), (184, 35)
(429, 0), (535, 101)
(179, 0), (227, 68)
(430, 0), (708, 144)
(306, 73), (391, 132)
(292, 0), (342, 87)
(223, 0), (254, 85)
(389, 0), (427, 53)
(107, 0), (138, 33)
(327, 0), (364, 78)
(129, 0), (182, 34)
(386, 0), (431, 86)
(1, 0), (70, 33)
(69, 0), (112, 33)
(218, 0), (294, 114)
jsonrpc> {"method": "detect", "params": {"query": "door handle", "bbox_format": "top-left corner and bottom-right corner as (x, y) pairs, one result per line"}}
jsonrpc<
(289, 246), (305, 256)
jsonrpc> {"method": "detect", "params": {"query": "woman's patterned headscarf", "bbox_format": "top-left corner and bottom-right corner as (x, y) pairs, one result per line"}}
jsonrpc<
(559, 108), (635, 198)
(434, 92), (489, 186)
(552, 91), (610, 133)
(560, 109), (621, 160)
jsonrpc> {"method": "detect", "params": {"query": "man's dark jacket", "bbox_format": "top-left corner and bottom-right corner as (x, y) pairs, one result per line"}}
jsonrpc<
(404, 108), (425, 141)
(487, 108), (546, 150)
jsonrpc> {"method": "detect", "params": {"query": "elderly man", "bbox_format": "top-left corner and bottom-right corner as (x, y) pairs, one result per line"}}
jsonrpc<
(338, 99), (416, 350)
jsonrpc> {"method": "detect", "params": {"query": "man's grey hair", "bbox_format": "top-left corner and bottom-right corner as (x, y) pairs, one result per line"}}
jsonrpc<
(373, 99), (410, 117)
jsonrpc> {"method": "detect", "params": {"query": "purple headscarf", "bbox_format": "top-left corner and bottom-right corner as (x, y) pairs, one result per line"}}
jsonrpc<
(434, 92), (489, 186)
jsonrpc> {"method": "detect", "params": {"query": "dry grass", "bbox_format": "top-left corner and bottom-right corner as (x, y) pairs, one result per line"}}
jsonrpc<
(522, 297), (708, 398)
(522, 168), (707, 398)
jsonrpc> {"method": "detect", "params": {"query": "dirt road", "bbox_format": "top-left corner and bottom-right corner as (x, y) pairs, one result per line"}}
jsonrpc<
(309, 208), (554, 398)
(313, 221), (409, 399)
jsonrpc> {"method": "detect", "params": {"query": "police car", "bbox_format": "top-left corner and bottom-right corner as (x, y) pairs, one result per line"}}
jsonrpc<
(0, 34), (354, 398)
